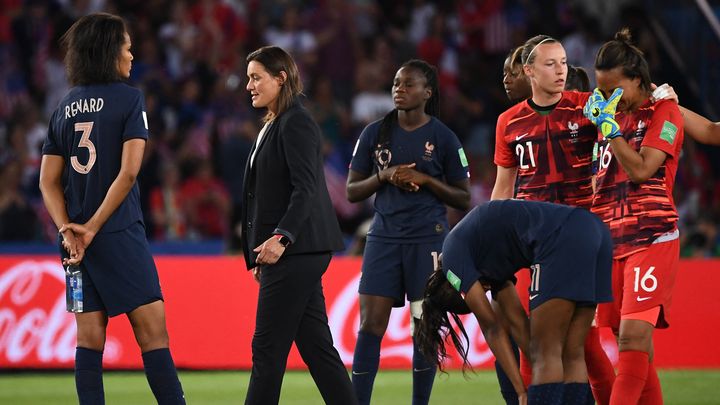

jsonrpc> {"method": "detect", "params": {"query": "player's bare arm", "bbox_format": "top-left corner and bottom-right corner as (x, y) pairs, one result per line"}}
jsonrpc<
(674, 104), (720, 145)
(490, 166), (518, 200)
(493, 281), (530, 356)
(653, 83), (720, 145)
(39, 155), (84, 264)
(346, 164), (418, 202)
(608, 139), (668, 183)
(393, 166), (470, 210)
(465, 281), (527, 400)
(62, 138), (146, 248)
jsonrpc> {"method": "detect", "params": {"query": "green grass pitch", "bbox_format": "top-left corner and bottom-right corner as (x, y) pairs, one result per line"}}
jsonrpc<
(1, 369), (718, 404)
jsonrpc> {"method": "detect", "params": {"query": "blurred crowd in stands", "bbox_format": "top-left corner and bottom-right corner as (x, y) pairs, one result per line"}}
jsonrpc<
(1, 0), (719, 257)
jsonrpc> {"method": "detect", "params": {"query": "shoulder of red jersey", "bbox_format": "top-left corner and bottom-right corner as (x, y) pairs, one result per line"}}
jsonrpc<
(498, 100), (532, 124)
(645, 98), (681, 115)
(559, 90), (591, 107)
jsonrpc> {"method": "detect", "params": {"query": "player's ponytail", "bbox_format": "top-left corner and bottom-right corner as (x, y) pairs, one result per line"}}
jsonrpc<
(595, 27), (652, 92)
(415, 268), (473, 373)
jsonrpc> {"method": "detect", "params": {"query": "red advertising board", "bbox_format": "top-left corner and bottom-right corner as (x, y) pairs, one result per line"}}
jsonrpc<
(0, 256), (718, 369)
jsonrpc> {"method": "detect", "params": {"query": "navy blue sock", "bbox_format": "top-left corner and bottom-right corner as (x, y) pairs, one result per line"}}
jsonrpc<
(352, 331), (382, 405)
(528, 383), (564, 405)
(75, 347), (104, 405)
(412, 335), (437, 405)
(142, 348), (185, 405)
(563, 382), (595, 405)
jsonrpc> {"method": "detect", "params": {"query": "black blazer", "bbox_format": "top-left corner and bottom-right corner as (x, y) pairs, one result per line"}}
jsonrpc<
(241, 97), (344, 269)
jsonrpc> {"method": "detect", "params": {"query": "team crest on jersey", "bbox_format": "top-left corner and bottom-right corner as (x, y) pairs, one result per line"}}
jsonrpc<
(423, 141), (435, 161)
(635, 120), (647, 139)
(374, 145), (392, 170)
(568, 121), (579, 138)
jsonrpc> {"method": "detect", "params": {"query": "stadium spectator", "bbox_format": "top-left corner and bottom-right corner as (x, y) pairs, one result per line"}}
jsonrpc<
(0, 155), (40, 241)
(178, 158), (229, 239)
(149, 160), (186, 241)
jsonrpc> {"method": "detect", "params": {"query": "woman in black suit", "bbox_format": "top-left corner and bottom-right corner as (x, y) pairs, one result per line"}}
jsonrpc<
(241, 45), (357, 405)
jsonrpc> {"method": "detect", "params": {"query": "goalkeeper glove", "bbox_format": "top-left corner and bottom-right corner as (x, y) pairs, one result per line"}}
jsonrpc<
(583, 88), (623, 139)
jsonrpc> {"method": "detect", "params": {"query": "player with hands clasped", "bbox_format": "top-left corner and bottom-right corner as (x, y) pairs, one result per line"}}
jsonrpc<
(347, 59), (471, 405)
(584, 28), (684, 405)
(39, 13), (185, 405)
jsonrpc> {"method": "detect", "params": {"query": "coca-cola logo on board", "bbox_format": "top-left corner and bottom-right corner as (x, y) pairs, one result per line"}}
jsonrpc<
(0, 260), (121, 366)
(328, 273), (495, 367)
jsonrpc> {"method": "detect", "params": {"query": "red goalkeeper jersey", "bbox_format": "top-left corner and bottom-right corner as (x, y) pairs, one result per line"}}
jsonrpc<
(591, 99), (683, 259)
(494, 91), (597, 209)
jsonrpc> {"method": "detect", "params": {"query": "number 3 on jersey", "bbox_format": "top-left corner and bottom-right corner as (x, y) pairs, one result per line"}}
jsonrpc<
(70, 121), (96, 174)
(515, 141), (536, 169)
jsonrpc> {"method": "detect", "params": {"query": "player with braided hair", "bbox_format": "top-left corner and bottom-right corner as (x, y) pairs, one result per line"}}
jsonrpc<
(416, 199), (613, 405)
(346, 59), (471, 405)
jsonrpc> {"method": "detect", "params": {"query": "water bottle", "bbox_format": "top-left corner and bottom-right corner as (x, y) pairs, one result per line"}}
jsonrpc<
(65, 265), (83, 313)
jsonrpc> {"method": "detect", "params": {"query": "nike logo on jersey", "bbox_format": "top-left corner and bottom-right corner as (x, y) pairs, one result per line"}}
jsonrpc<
(636, 296), (652, 302)
(516, 133), (529, 141)
(352, 371), (370, 375)
(529, 294), (539, 300)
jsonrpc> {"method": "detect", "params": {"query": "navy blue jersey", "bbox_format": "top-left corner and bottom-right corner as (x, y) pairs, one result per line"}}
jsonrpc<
(350, 117), (470, 242)
(42, 83), (148, 233)
(442, 199), (577, 293)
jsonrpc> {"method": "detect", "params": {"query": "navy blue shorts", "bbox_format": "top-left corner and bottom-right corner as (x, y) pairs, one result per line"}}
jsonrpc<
(358, 239), (442, 307)
(529, 209), (613, 310)
(59, 221), (163, 317)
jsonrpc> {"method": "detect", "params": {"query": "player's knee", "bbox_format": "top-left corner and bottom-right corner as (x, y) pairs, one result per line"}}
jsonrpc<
(616, 331), (652, 352)
(358, 304), (391, 336)
(134, 325), (169, 352)
(358, 316), (388, 337)
(76, 329), (106, 351)
(562, 344), (585, 368)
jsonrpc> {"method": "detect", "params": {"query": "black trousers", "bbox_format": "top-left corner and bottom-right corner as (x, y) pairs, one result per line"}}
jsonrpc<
(245, 253), (357, 405)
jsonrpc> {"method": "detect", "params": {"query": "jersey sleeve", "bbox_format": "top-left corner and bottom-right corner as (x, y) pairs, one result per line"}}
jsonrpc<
(122, 89), (149, 142)
(494, 112), (516, 168)
(349, 123), (377, 175)
(640, 100), (682, 158)
(42, 110), (63, 156)
(441, 128), (470, 182)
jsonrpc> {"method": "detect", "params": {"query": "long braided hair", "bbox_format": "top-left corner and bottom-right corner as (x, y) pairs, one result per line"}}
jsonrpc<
(374, 59), (440, 170)
(415, 266), (473, 373)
